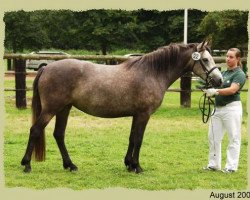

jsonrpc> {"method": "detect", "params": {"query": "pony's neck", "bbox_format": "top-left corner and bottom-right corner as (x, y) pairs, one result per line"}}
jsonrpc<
(147, 45), (193, 89)
(123, 43), (195, 90)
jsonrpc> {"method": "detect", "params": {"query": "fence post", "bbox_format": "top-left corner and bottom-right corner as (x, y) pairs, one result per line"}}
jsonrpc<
(180, 72), (192, 107)
(7, 59), (12, 71)
(14, 59), (27, 109)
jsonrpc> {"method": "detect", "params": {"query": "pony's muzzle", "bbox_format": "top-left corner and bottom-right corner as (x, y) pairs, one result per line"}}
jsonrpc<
(208, 75), (223, 87)
(208, 67), (223, 87)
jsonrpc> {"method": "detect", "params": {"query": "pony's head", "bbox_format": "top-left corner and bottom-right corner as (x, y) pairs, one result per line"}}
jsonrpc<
(190, 40), (223, 87)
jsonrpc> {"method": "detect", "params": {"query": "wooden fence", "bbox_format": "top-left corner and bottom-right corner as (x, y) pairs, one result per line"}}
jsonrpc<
(3, 53), (248, 109)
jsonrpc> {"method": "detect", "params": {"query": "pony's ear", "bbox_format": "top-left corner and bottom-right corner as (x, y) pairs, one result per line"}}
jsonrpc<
(197, 39), (210, 52)
(205, 38), (212, 48)
(205, 39), (212, 53)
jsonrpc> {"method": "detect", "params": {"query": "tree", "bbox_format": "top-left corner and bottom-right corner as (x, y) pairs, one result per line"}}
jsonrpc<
(4, 10), (247, 54)
(4, 10), (50, 52)
(187, 9), (208, 43)
(40, 10), (78, 50)
(75, 9), (139, 55)
(198, 10), (248, 50)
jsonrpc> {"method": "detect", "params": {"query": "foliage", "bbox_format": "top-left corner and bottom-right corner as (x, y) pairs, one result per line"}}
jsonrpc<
(4, 10), (50, 52)
(198, 10), (249, 50)
(187, 9), (208, 43)
(4, 9), (248, 54)
(75, 9), (140, 55)
(5, 9), (239, 54)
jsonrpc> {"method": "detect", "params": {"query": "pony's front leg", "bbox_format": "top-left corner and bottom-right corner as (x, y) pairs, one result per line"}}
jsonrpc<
(124, 117), (136, 171)
(126, 114), (150, 173)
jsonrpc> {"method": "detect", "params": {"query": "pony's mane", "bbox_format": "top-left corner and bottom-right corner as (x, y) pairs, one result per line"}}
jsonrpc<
(124, 43), (198, 75)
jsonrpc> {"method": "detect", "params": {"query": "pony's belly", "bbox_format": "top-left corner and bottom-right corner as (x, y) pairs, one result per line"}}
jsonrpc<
(71, 81), (164, 118)
(73, 103), (134, 118)
(72, 88), (138, 117)
(72, 94), (162, 118)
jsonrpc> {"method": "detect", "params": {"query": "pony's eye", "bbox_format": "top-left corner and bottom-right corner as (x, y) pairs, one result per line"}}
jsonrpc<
(202, 58), (209, 62)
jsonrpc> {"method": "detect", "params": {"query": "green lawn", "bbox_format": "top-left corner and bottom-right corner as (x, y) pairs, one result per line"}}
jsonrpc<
(3, 78), (248, 190)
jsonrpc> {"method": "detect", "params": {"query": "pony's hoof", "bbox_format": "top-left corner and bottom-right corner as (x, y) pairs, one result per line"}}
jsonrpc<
(63, 162), (78, 171)
(23, 165), (31, 173)
(126, 165), (134, 172)
(126, 164), (143, 173)
(70, 165), (78, 172)
(134, 166), (143, 174)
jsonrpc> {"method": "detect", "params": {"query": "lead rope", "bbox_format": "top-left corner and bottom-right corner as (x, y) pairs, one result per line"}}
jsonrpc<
(197, 65), (218, 123)
(199, 92), (216, 123)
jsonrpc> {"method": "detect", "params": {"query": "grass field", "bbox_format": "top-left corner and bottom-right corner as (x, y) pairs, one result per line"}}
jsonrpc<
(3, 77), (248, 190)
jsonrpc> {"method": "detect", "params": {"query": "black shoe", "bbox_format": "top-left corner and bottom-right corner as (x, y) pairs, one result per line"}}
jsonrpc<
(203, 166), (217, 171)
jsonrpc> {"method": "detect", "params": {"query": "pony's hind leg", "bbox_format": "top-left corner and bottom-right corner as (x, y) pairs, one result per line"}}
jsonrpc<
(53, 105), (77, 172)
(21, 112), (54, 173)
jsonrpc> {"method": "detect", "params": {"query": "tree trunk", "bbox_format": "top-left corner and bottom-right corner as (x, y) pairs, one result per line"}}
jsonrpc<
(101, 44), (107, 55)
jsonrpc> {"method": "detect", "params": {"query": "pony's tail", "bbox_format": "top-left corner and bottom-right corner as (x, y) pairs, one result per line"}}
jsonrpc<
(32, 67), (46, 161)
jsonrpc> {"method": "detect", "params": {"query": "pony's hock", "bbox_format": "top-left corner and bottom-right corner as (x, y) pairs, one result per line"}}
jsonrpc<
(21, 41), (222, 173)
